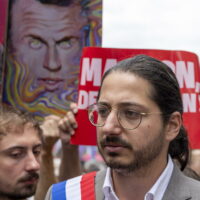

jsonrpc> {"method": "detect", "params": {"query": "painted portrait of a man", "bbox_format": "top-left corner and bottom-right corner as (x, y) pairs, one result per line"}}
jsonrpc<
(3, 0), (102, 119)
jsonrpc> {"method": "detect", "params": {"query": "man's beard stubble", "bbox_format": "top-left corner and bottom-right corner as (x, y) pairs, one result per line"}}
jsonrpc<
(0, 184), (37, 200)
(98, 132), (165, 174)
(0, 172), (39, 200)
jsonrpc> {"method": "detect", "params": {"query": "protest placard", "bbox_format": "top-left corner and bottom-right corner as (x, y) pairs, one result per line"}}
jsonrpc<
(72, 47), (200, 149)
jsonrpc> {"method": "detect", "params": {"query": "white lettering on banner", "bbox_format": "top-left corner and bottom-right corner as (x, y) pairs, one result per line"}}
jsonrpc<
(78, 90), (88, 109)
(81, 59), (195, 88)
(80, 58), (118, 86)
(89, 91), (98, 105)
(176, 61), (195, 89)
(79, 58), (198, 113)
(78, 90), (98, 109)
(103, 59), (117, 74)
(182, 93), (196, 112)
(80, 58), (102, 86)
(163, 60), (195, 89)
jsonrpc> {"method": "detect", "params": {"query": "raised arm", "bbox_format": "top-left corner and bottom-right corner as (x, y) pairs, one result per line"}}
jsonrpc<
(58, 103), (82, 181)
(35, 103), (82, 200)
(34, 115), (60, 200)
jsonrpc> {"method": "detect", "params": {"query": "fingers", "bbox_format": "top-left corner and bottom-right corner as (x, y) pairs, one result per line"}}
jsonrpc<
(58, 111), (77, 136)
(40, 115), (61, 148)
(41, 103), (78, 145)
(70, 102), (78, 114)
(58, 103), (78, 136)
(40, 115), (61, 138)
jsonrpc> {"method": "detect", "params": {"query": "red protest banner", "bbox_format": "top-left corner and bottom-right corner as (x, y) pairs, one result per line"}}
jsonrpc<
(71, 47), (200, 149)
(0, 0), (8, 44)
(0, 0), (9, 98)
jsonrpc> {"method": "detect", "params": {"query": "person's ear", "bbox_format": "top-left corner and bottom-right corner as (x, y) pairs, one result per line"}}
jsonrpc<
(165, 111), (182, 142)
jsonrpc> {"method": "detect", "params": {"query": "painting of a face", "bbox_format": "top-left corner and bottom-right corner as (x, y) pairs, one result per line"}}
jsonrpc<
(3, 0), (102, 119)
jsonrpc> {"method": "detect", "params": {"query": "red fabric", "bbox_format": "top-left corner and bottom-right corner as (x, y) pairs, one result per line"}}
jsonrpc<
(71, 47), (200, 149)
(81, 171), (97, 200)
(0, 0), (8, 43)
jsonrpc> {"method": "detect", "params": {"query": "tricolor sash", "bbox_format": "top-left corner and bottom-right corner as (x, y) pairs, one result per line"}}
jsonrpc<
(52, 171), (97, 200)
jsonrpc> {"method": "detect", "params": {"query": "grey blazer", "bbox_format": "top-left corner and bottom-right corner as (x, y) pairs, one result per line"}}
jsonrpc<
(45, 165), (200, 200)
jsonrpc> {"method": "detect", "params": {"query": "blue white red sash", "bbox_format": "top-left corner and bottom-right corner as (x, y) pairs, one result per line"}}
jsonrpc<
(52, 171), (97, 200)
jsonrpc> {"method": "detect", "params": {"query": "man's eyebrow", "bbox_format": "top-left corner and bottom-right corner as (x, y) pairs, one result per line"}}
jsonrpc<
(118, 102), (148, 110)
(118, 102), (143, 107)
(34, 143), (43, 149)
(1, 143), (42, 153)
(98, 101), (147, 110)
(97, 101), (107, 105)
(98, 101), (143, 107)
(56, 36), (79, 43)
(0, 146), (26, 154)
(26, 34), (47, 45)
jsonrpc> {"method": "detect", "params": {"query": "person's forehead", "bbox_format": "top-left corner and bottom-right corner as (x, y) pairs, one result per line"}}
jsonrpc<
(101, 71), (152, 93)
(99, 71), (157, 108)
(13, 0), (82, 15)
(0, 123), (41, 151)
(12, 0), (86, 33)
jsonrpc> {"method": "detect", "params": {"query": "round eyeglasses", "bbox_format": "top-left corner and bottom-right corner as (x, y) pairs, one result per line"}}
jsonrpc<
(88, 103), (162, 130)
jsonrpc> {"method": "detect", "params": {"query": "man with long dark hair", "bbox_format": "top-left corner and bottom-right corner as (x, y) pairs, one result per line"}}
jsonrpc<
(46, 55), (200, 200)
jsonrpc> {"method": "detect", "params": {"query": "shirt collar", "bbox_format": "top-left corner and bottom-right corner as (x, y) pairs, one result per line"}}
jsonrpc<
(103, 167), (119, 200)
(145, 155), (174, 200)
(103, 156), (174, 200)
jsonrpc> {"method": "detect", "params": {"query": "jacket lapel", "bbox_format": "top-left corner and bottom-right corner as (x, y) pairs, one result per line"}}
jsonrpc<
(162, 165), (192, 200)
(95, 170), (106, 200)
(94, 166), (194, 200)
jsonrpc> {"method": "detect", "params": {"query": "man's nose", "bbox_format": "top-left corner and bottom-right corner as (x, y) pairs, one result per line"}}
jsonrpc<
(44, 46), (61, 71)
(101, 111), (121, 135)
(25, 153), (40, 172)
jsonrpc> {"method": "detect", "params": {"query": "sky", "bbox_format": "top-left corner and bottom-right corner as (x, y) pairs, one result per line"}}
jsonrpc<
(102, 0), (200, 57)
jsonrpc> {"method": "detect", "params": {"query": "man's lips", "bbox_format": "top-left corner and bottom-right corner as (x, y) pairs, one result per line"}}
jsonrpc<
(103, 143), (127, 152)
(19, 173), (39, 185)
(103, 142), (124, 147)
(22, 177), (39, 185)
(38, 78), (63, 85)
(37, 78), (64, 91)
(100, 136), (132, 153)
(105, 146), (125, 153)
